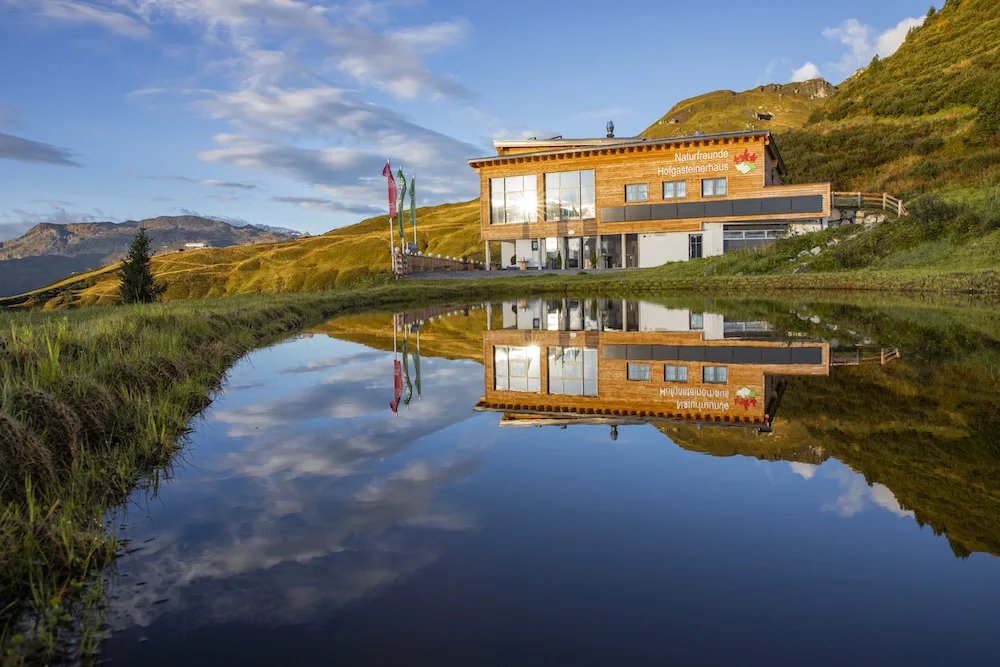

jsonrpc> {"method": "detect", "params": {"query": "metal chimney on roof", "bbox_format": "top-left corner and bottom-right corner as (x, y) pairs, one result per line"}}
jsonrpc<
(606, 121), (615, 138)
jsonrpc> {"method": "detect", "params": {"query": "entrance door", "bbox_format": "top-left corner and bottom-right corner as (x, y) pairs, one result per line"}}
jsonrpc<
(565, 237), (582, 269)
(545, 238), (560, 269)
(689, 234), (703, 259)
(625, 234), (639, 268)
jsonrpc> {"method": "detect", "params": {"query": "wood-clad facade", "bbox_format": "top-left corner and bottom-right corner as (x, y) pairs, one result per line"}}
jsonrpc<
(468, 130), (832, 270)
(475, 299), (830, 428)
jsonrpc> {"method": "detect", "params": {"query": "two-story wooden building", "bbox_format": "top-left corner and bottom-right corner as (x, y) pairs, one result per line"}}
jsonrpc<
(468, 130), (831, 270)
(474, 299), (831, 429)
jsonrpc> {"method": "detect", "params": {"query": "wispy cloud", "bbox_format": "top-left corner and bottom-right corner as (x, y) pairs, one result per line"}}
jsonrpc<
(0, 132), (80, 166)
(2, 0), (150, 38)
(271, 196), (383, 216)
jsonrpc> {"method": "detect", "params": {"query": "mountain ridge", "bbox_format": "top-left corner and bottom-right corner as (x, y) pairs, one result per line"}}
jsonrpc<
(0, 215), (298, 297)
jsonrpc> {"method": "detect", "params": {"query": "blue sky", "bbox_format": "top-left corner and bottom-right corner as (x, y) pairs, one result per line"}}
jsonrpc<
(0, 0), (930, 239)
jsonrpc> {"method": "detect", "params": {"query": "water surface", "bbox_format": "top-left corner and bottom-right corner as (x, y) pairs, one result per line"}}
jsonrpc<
(100, 297), (1000, 666)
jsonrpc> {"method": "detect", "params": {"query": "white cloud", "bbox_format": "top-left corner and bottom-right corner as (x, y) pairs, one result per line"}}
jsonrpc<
(788, 462), (819, 480)
(822, 15), (925, 75)
(1, 0), (150, 38)
(790, 62), (822, 83)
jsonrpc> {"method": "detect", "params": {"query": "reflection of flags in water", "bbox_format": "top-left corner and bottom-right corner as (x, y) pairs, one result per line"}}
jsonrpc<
(390, 359), (402, 413)
(401, 338), (413, 406)
(412, 326), (421, 399)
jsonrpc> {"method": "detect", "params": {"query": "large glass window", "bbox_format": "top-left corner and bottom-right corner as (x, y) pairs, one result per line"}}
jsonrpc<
(494, 345), (541, 392)
(490, 175), (537, 225)
(627, 363), (650, 381)
(625, 183), (648, 202)
(548, 347), (598, 396)
(703, 366), (728, 384)
(545, 170), (595, 221)
(664, 365), (688, 382)
(702, 177), (727, 197)
(662, 181), (687, 199)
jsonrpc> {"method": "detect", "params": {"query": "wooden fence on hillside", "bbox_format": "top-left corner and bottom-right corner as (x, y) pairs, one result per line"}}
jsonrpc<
(831, 347), (902, 367)
(833, 192), (908, 216)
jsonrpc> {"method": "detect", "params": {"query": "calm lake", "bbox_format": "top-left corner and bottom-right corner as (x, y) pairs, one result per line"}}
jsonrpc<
(99, 296), (1000, 666)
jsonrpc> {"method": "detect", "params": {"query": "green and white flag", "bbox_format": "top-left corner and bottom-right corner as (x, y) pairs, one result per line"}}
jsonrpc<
(396, 168), (407, 239)
(408, 175), (416, 243)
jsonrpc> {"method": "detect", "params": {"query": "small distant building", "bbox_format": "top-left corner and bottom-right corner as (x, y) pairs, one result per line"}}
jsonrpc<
(185, 242), (211, 249)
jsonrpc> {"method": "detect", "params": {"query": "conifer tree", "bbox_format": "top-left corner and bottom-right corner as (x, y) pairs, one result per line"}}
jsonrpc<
(118, 228), (167, 304)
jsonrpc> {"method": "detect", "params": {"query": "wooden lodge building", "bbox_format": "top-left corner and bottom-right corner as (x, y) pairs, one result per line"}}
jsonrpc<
(474, 299), (832, 430)
(468, 129), (831, 270)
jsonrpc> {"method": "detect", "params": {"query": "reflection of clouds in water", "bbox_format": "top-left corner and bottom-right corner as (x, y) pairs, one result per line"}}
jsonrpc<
(104, 344), (486, 634)
(823, 467), (915, 519)
(276, 350), (386, 375)
(107, 459), (479, 631)
(788, 462), (818, 480)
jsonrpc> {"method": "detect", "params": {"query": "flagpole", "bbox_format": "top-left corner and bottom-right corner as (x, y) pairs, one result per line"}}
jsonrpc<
(412, 174), (417, 248)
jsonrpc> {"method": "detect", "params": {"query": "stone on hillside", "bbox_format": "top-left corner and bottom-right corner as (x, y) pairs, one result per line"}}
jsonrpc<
(798, 249), (811, 258)
(829, 208), (842, 221)
(843, 209), (856, 219)
(810, 246), (822, 255)
(826, 238), (839, 246)
(875, 214), (887, 223)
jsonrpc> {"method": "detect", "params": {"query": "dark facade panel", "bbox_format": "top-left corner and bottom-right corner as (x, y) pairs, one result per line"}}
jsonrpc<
(791, 195), (824, 213)
(600, 206), (625, 223)
(733, 199), (763, 216)
(762, 197), (792, 215)
(760, 347), (793, 364)
(704, 347), (735, 363)
(704, 201), (734, 217)
(676, 346), (707, 362)
(677, 202), (705, 219)
(624, 205), (651, 222)
(649, 203), (678, 220)
(602, 344), (627, 359)
(731, 347), (762, 363)
(626, 344), (653, 360)
(651, 345), (679, 360)
(790, 347), (824, 364)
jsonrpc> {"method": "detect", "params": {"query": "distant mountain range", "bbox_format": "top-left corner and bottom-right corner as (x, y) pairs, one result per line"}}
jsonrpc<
(0, 216), (299, 297)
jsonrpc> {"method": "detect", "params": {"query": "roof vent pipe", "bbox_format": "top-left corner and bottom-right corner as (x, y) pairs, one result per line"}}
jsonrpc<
(606, 121), (615, 138)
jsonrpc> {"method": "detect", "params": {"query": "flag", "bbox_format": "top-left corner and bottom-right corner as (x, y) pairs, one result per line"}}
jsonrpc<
(396, 167), (407, 238)
(401, 338), (413, 406)
(382, 161), (397, 221)
(408, 175), (416, 242)
(390, 359), (402, 414)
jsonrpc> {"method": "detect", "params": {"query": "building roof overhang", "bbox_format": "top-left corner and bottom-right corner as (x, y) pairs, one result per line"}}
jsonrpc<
(471, 130), (787, 175)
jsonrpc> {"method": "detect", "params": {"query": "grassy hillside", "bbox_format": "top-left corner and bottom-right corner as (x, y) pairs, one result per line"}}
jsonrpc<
(1, 200), (481, 309)
(641, 79), (836, 139)
(780, 0), (1000, 194)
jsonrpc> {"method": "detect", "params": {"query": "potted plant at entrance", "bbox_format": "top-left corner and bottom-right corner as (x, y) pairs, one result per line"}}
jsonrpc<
(517, 256), (529, 271)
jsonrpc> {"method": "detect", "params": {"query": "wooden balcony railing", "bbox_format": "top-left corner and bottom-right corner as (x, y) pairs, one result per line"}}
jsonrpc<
(832, 192), (908, 216)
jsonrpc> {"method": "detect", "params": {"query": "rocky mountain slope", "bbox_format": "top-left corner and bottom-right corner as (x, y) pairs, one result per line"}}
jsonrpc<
(0, 216), (297, 297)
(641, 79), (837, 139)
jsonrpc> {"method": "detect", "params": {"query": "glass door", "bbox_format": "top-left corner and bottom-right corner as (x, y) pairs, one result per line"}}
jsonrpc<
(565, 237), (582, 269)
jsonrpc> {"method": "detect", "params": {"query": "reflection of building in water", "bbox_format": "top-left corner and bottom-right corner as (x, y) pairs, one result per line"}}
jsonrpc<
(475, 299), (832, 431)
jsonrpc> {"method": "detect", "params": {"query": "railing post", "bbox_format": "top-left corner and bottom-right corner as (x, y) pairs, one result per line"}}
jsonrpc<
(898, 200), (903, 216)
(857, 192), (861, 208)
(883, 193), (887, 211)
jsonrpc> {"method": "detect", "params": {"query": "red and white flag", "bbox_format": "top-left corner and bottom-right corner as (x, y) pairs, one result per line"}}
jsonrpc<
(389, 359), (403, 414)
(382, 160), (397, 220)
